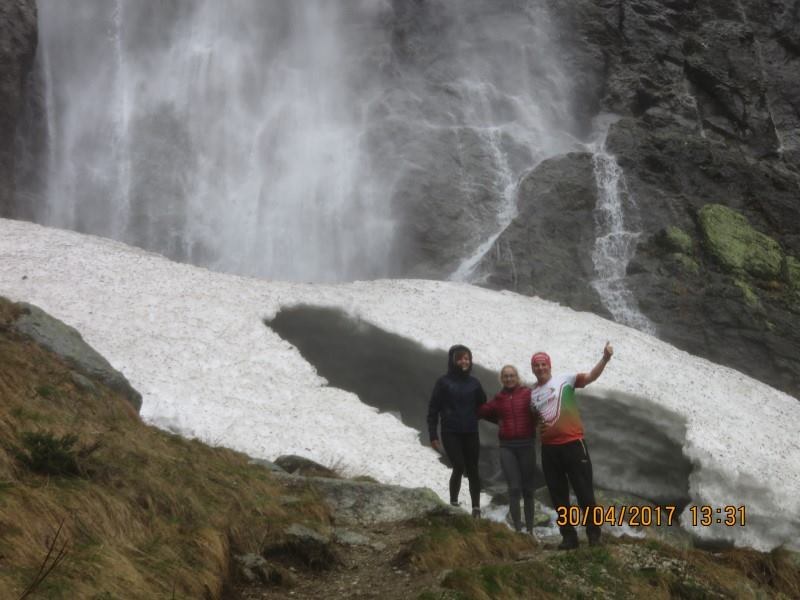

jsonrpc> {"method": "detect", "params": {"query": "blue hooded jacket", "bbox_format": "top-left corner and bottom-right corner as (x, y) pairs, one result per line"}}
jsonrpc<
(427, 344), (487, 441)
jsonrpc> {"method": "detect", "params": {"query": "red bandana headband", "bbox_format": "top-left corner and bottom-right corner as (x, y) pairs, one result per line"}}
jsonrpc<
(531, 352), (551, 367)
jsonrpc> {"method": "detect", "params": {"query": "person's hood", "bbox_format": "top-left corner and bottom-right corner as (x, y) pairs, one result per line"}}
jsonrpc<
(447, 344), (473, 376)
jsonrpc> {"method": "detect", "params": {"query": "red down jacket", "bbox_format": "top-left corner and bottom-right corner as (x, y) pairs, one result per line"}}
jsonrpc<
(478, 385), (536, 441)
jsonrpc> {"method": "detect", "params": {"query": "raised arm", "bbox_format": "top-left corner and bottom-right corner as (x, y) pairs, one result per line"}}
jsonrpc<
(575, 342), (613, 388)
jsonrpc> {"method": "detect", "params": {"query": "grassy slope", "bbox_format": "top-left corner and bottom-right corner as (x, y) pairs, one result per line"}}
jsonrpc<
(1, 296), (798, 599)
(0, 297), (328, 598)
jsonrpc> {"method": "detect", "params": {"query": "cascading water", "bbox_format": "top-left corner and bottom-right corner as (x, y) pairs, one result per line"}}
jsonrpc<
(26, 0), (582, 282)
(589, 117), (656, 335)
(34, 0), (396, 281)
(110, 0), (132, 241)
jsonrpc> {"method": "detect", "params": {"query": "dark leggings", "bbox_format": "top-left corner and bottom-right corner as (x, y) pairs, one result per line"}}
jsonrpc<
(499, 442), (536, 531)
(541, 438), (600, 541)
(441, 431), (481, 509)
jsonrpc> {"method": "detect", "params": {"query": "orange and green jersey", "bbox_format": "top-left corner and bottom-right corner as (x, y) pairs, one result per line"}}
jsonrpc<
(530, 373), (586, 445)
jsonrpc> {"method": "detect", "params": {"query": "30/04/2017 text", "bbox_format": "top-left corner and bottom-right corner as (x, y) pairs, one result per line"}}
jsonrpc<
(555, 505), (746, 527)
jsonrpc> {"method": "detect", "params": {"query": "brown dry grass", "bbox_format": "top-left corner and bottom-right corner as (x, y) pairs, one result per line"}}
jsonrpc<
(685, 545), (800, 599)
(399, 512), (535, 573)
(0, 297), (330, 598)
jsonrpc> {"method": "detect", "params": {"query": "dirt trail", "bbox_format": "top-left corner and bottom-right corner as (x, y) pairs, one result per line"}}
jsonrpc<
(234, 520), (442, 599)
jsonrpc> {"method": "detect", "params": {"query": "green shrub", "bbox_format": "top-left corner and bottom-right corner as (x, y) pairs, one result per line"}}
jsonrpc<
(16, 431), (80, 476)
(36, 385), (57, 398)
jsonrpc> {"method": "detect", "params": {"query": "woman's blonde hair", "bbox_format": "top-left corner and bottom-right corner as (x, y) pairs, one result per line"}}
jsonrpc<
(498, 364), (520, 384)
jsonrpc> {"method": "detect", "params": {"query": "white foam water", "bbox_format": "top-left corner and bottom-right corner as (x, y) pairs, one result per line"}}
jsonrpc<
(30, 0), (581, 282)
(588, 116), (656, 335)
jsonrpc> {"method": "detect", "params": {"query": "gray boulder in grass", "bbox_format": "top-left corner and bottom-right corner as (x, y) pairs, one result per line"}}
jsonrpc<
(12, 302), (142, 412)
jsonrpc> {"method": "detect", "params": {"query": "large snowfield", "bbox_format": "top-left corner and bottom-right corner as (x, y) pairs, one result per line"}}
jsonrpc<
(2, 218), (798, 551)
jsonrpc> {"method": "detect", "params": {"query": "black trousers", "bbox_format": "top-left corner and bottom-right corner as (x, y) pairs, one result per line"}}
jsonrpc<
(541, 438), (600, 541)
(499, 442), (536, 531)
(441, 431), (481, 509)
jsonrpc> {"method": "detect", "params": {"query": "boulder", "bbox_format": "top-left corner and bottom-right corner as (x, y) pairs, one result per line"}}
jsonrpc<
(477, 152), (607, 315)
(698, 204), (783, 279)
(263, 524), (341, 571)
(277, 473), (451, 526)
(12, 303), (142, 412)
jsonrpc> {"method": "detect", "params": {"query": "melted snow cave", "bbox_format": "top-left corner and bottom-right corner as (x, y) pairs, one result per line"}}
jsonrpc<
(267, 306), (691, 507)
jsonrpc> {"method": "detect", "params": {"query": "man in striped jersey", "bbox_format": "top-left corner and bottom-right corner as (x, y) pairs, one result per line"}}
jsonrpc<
(530, 342), (613, 549)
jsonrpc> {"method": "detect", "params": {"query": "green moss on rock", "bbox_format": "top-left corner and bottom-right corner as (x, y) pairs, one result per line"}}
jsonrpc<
(664, 226), (694, 254)
(698, 204), (782, 279)
(734, 279), (760, 308)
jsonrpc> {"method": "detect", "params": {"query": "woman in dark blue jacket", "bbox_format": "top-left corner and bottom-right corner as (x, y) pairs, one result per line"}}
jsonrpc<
(427, 344), (487, 517)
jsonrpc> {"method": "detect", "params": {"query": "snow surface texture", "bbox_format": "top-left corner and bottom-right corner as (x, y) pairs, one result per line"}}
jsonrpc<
(1, 218), (798, 551)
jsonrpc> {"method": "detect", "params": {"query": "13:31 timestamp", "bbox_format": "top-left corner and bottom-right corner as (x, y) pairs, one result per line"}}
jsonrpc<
(689, 505), (746, 527)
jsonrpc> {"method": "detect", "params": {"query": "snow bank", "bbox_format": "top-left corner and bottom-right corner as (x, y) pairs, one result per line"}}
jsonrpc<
(1, 218), (798, 550)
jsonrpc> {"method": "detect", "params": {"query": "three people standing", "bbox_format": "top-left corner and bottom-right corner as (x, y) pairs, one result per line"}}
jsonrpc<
(428, 341), (613, 549)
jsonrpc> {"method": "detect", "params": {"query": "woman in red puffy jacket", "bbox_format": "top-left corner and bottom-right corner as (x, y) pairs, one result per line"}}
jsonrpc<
(478, 365), (537, 534)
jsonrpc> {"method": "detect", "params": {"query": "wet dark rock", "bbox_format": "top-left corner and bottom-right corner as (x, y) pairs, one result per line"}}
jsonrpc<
(0, 0), (37, 217)
(263, 524), (341, 571)
(477, 152), (607, 316)
(483, 0), (800, 398)
(604, 117), (800, 397)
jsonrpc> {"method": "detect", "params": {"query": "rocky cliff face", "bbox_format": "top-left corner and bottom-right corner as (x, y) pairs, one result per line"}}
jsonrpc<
(481, 0), (800, 398)
(0, 0), (37, 217)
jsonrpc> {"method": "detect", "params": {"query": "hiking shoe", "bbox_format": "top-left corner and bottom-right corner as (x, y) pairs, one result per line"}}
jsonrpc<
(472, 508), (482, 519)
(450, 501), (459, 507)
(557, 537), (579, 550)
(588, 535), (602, 547)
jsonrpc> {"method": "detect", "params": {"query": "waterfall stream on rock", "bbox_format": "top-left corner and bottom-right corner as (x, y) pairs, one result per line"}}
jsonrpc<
(589, 117), (656, 335)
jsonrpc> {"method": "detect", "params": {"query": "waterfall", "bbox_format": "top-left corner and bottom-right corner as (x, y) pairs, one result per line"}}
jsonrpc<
(589, 117), (656, 335)
(27, 0), (581, 283)
(33, 0), (396, 281)
(110, 0), (132, 241)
